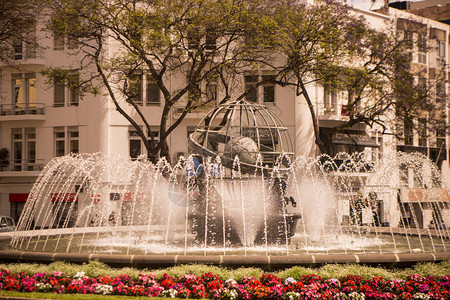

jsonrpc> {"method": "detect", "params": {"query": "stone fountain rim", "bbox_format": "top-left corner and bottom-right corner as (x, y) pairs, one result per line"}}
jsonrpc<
(0, 250), (448, 269)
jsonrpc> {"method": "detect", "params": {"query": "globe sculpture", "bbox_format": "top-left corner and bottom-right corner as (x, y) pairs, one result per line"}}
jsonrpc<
(188, 100), (293, 172)
(187, 100), (300, 245)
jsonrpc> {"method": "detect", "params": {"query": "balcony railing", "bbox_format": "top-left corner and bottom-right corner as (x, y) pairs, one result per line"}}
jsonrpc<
(0, 103), (45, 116)
(0, 159), (45, 172)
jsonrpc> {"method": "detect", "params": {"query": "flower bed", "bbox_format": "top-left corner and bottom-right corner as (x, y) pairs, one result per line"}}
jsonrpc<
(1, 268), (449, 299)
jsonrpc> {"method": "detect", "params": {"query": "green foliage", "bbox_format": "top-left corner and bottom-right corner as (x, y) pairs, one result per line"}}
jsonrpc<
(2, 261), (450, 281)
(43, 0), (438, 157)
(275, 265), (316, 280)
(315, 264), (399, 280)
(411, 261), (450, 278)
(227, 267), (264, 281)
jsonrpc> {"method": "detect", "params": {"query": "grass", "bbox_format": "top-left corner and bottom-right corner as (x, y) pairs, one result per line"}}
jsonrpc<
(0, 290), (168, 299)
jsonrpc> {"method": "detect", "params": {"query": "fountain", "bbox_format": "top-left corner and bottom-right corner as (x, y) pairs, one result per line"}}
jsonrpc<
(2, 100), (450, 267)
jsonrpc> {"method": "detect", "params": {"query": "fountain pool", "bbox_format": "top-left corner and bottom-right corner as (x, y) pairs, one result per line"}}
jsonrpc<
(3, 100), (450, 267)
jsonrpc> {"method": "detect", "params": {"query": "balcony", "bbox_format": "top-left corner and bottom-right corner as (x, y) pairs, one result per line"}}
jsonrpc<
(0, 103), (46, 121)
(0, 159), (45, 176)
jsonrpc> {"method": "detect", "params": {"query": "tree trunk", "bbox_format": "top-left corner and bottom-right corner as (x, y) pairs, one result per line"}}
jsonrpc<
(297, 79), (328, 154)
(159, 140), (171, 164)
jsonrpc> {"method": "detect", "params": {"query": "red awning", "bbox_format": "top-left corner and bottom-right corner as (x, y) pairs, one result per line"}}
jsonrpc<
(9, 194), (29, 202)
(51, 193), (78, 202)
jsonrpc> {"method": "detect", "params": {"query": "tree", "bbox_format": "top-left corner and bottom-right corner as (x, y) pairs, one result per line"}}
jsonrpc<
(0, 0), (38, 65)
(44, 0), (281, 163)
(44, 0), (441, 160)
(270, 1), (444, 155)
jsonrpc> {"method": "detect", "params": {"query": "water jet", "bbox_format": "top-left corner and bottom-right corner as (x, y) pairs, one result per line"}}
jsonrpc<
(1, 101), (449, 267)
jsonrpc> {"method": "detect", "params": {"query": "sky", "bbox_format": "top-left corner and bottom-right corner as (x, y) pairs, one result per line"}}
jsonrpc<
(349, 0), (423, 11)
(348, 0), (386, 10)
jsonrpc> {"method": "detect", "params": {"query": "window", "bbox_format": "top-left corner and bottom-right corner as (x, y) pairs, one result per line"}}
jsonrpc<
(54, 126), (79, 156)
(53, 72), (80, 107)
(13, 37), (23, 60)
(436, 122), (446, 149)
(12, 73), (36, 113)
(146, 75), (160, 105)
(129, 130), (141, 159)
(404, 118), (413, 146)
(12, 128), (22, 171)
(11, 128), (36, 171)
(13, 25), (36, 59)
(418, 118), (427, 147)
(206, 81), (218, 103)
(324, 84), (337, 112)
(437, 40), (445, 68)
(417, 34), (427, 65)
(53, 29), (65, 50)
(25, 25), (36, 58)
(205, 30), (217, 51)
(147, 129), (159, 147)
(53, 24), (78, 50)
(404, 30), (413, 50)
(54, 127), (65, 157)
(436, 81), (446, 100)
(418, 77), (427, 89)
(262, 75), (275, 103)
(127, 73), (143, 105)
(54, 77), (65, 107)
(68, 127), (79, 154)
(67, 32), (78, 50)
(69, 74), (79, 106)
(25, 128), (36, 170)
(245, 75), (258, 102)
(128, 126), (159, 159)
(244, 74), (276, 103)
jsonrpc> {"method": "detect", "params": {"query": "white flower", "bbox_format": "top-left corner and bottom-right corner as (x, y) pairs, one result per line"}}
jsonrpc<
(286, 291), (300, 300)
(36, 283), (52, 291)
(95, 284), (113, 295)
(413, 293), (430, 300)
(349, 291), (366, 300)
(284, 277), (297, 285)
(162, 288), (178, 298)
(73, 271), (86, 279)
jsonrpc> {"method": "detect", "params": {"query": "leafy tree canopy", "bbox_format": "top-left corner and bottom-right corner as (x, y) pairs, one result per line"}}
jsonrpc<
(43, 0), (440, 159)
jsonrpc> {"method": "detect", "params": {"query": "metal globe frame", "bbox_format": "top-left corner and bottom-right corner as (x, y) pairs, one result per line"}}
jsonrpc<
(188, 100), (294, 174)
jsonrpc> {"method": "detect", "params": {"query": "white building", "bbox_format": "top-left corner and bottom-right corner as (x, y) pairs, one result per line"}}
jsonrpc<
(0, 5), (449, 229)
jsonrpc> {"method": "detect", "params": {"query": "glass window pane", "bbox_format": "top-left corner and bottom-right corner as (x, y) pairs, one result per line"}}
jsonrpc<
(25, 25), (36, 59)
(263, 85), (274, 102)
(130, 140), (141, 158)
(13, 37), (23, 60)
(56, 140), (65, 156)
(69, 74), (79, 106)
(70, 140), (79, 154)
(206, 83), (217, 103)
(146, 82), (160, 104)
(28, 77), (36, 107)
(54, 30), (64, 50)
(128, 73), (143, 105)
(245, 75), (258, 102)
(28, 141), (36, 162)
(54, 78), (65, 107)
(14, 78), (24, 108)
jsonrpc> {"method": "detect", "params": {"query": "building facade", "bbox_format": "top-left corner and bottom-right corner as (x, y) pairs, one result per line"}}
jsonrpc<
(0, 5), (449, 228)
